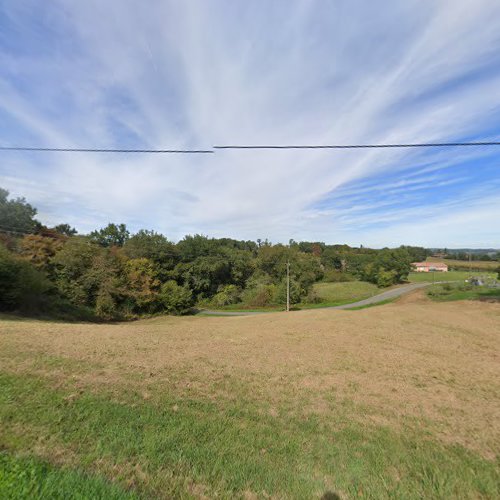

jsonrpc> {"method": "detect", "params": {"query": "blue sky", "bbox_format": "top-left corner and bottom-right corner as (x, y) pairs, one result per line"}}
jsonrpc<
(0, 0), (499, 248)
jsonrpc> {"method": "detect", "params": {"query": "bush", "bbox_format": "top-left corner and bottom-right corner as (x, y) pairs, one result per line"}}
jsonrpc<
(211, 284), (241, 307)
(275, 277), (302, 305)
(0, 245), (54, 313)
(159, 281), (194, 315)
(305, 288), (322, 304)
(322, 270), (354, 282)
(95, 289), (118, 320)
(376, 269), (398, 288)
(242, 283), (277, 307)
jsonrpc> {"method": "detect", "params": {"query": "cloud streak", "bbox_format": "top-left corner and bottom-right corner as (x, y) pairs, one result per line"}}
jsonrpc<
(0, 0), (499, 247)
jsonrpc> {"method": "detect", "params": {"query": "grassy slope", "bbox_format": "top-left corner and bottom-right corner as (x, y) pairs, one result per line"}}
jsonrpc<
(1, 308), (499, 499)
(0, 451), (137, 500)
(300, 281), (380, 308)
(1, 372), (498, 499)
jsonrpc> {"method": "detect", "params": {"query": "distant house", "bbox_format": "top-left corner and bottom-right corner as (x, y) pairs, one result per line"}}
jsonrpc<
(412, 262), (448, 272)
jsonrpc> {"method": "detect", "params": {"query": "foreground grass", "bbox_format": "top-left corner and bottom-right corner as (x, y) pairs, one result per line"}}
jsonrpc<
(0, 451), (137, 500)
(1, 370), (499, 499)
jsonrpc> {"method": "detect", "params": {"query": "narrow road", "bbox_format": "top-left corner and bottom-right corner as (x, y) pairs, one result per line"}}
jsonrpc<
(329, 282), (429, 309)
(199, 281), (436, 316)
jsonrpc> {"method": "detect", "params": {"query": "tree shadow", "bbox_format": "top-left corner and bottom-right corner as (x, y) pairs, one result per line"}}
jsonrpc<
(321, 492), (341, 500)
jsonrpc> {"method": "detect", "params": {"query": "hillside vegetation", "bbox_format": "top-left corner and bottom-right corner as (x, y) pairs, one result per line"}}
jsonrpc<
(1, 187), (429, 320)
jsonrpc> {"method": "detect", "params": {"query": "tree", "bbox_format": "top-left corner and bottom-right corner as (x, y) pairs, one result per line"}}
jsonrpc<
(124, 258), (161, 313)
(123, 230), (178, 278)
(54, 223), (77, 236)
(90, 223), (129, 247)
(19, 234), (65, 273)
(0, 187), (40, 234)
(360, 248), (412, 286)
(159, 280), (194, 314)
(0, 244), (53, 312)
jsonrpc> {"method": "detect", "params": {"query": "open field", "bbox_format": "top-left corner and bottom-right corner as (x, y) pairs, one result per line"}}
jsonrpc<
(301, 281), (380, 308)
(427, 256), (499, 271)
(1, 295), (499, 498)
(407, 270), (496, 283)
(427, 283), (500, 302)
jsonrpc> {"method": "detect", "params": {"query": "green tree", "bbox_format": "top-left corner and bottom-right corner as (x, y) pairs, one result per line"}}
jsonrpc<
(159, 280), (194, 314)
(275, 276), (302, 306)
(123, 230), (178, 278)
(0, 244), (53, 312)
(90, 223), (129, 247)
(0, 188), (40, 234)
(124, 258), (161, 313)
(54, 224), (77, 236)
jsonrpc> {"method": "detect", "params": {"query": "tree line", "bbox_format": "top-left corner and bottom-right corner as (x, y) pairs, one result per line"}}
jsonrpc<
(0, 187), (429, 320)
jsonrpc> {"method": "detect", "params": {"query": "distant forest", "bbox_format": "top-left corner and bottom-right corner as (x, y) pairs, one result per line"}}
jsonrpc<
(0, 187), (495, 320)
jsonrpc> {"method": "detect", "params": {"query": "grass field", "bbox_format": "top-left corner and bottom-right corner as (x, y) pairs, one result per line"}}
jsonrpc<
(407, 270), (496, 283)
(301, 281), (380, 308)
(1, 296), (499, 498)
(427, 283), (500, 302)
(427, 256), (499, 271)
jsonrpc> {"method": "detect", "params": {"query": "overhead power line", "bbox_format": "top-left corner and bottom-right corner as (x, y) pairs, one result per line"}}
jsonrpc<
(0, 146), (213, 154)
(213, 141), (500, 150)
(1, 141), (500, 154)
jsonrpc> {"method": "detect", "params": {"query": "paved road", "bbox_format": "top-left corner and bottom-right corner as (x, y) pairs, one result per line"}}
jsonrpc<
(329, 282), (429, 310)
(199, 281), (437, 316)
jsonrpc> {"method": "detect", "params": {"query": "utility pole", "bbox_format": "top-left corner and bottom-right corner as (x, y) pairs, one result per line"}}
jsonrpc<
(286, 260), (290, 312)
(469, 252), (472, 275)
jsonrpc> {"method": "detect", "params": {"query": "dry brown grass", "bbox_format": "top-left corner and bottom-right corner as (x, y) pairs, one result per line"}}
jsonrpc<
(1, 294), (499, 459)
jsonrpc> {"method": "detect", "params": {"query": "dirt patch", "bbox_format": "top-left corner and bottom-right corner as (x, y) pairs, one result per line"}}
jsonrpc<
(1, 300), (499, 458)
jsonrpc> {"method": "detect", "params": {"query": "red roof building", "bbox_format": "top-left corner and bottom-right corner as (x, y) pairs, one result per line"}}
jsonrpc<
(412, 262), (448, 272)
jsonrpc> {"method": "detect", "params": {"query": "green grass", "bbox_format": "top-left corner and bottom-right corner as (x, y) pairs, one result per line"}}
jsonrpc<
(300, 281), (381, 308)
(0, 451), (138, 500)
(1, 371), (498, 499)
(407, 271), (496, 283)
(427, 283), (500, 302)
(347, 297), (399, 310)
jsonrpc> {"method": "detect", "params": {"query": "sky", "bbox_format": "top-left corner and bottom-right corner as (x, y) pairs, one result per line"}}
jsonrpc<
(0, 0), (499, 248)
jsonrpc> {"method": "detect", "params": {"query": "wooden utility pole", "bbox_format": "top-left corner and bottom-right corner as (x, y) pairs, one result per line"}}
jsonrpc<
(286, 260), (290, 312)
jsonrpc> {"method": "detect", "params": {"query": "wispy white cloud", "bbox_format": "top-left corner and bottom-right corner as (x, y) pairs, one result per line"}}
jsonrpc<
(0, 0), (499, 246)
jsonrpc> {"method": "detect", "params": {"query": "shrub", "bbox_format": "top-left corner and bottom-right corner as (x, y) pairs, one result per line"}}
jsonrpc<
(376, 269), (398, 288)
(0, 245), (54, 313)
(159, 281), (194, 315)
(242, 283), (277, 307)
(211, 284), (241, 307)
(322, 270), (354, 282)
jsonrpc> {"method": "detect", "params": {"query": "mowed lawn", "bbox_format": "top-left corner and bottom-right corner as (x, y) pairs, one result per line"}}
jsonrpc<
(407, 270), (496, 283)
(1, 297), (499, 499)
(302, 281), (380, 308)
